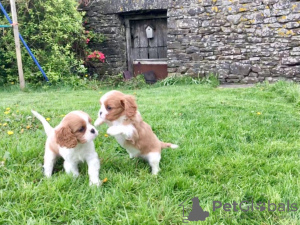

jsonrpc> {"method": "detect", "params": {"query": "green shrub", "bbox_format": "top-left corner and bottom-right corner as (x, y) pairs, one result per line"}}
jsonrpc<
(123, 74), (147, 89)
(101, 73), (125, 88)
(101, 74), (147, 89)
(0, 0), (104, 86)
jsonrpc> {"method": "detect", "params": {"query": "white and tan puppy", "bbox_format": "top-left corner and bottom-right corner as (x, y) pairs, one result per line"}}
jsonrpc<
(32, 110), (101, 186)
(94, 90), (178, 175)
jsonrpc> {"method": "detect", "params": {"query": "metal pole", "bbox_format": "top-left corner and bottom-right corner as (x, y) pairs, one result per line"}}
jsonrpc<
(10, 0), (25, 90)
(0, 2), (49, 82)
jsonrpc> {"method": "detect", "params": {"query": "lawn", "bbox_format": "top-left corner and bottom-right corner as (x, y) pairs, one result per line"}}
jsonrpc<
(1, 82), (300, 224)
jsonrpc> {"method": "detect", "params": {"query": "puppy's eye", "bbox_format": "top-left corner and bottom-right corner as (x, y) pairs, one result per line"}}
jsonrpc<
(78, 126), (85, 132)
(106, 105), (112, 111)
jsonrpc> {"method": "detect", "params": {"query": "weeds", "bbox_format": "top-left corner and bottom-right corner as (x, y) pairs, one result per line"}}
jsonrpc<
(257, 80), (300, 106)
(156, 73), (219, 87)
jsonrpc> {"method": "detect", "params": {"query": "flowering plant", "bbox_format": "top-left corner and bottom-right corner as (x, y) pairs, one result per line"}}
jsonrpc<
(87, 50), (105, 62)
(84, 30), (105, 45)
(80, 20), (106, 77)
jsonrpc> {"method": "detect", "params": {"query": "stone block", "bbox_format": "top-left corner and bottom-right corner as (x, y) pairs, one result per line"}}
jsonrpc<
(249, 72), (258, 77)
(186, 46), (200, 54)
(241, 77), (259, 84)
(230, 62), (251, 75)
(282, 57), (300, 65)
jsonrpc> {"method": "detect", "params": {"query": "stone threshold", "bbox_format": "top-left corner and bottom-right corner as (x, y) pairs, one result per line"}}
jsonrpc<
(218, 84), (256, 89)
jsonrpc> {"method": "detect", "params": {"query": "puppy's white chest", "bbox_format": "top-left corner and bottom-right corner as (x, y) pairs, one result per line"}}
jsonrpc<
(59, 142), (94, 162)
(108, 118), (141, 158)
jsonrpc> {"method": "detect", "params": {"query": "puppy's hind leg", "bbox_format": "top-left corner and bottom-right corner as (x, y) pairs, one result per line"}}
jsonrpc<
(43, 148), (57, 177)
(146, 152), (161, 175)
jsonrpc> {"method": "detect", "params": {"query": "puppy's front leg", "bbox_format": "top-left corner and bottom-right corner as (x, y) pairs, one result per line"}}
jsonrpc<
(86, 154), (101, 187)
(94, 117), (105, 126)
(107, 126), (125, 136)
(107, 125), (135, 139)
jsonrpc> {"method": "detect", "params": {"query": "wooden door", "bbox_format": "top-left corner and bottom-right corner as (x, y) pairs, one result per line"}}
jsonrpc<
(130, 18), (167, 60)
(125, 17), (167, 76)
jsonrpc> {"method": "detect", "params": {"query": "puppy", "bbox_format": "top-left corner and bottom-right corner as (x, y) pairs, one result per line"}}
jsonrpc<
(94, 90), (178, 175)
(32, 110), (101, 186)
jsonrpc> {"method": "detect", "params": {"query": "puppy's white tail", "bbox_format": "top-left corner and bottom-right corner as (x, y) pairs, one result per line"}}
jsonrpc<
(31, 110), (53, 137)
(161, 142), (179, 149)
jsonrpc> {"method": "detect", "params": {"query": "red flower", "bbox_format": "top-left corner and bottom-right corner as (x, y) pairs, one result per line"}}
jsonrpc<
(86, 38), (90, 44)
(87, 51), (105, 62)
(98, 52), (105, 62)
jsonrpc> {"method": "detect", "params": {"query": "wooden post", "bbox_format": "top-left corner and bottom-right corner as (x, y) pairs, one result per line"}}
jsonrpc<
(10, 0), (25, 90)
(125, 19), (133, 75)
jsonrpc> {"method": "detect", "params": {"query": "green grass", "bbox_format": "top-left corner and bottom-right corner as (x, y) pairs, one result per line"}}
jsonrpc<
(1, 81), (300, 224)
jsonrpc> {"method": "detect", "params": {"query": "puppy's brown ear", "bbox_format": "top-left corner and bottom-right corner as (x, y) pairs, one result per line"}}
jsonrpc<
(121, 95), (137, 118)
(55, 126), (77, 148)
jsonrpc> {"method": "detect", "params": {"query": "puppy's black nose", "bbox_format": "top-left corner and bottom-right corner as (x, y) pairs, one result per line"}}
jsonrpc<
(100, 112), (102, 116)
(91, 128), (95, 134)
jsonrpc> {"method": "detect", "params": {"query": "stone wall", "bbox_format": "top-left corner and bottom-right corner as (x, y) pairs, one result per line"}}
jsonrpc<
(82, 0), (300, 83)
(80, 0), (169, 76)
(168, 0), (300, 83)
(80, 1), (126, 76)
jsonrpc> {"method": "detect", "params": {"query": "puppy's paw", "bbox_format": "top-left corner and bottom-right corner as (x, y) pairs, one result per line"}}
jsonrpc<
(151, 165), (161, 175)
(94, 117), (105, 126)
(43, 166), (53, 178)
(72, 172), (79, 177)
(44, 171), (52, 178)
(170, 144), (179, 149)
(107, 126), (122, 136)
(151, 169), (160, 175)
(89, 179), (102, 187)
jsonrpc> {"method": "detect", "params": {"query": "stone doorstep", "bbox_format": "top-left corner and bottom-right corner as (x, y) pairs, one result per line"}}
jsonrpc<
(218, 84), (256, 89)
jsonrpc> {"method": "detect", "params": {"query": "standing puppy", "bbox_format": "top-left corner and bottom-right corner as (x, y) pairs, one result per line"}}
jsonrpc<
(32, 110), (101, 186)
(94, 90), (178, 175)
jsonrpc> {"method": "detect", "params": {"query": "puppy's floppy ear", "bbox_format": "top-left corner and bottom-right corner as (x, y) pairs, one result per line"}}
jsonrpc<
(55, 126), (77, 148)
(121, 95), (137, 118)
